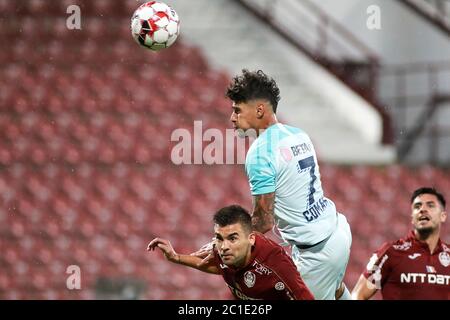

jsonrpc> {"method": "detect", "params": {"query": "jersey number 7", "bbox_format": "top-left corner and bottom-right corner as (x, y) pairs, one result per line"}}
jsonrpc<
(298, 156), (316, 206)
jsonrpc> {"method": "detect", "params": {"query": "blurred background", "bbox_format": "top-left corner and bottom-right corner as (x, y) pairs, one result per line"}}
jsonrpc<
(0, 0), (449, 299)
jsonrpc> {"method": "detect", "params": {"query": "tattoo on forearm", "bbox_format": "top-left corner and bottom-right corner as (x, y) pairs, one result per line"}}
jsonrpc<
(252, 193), (275, 233)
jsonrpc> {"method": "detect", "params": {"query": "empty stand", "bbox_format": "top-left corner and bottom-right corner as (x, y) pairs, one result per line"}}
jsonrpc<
(0, 0), (449, 300)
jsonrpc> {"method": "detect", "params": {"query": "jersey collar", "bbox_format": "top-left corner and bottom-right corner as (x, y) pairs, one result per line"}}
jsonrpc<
(407, 230), (444, 254)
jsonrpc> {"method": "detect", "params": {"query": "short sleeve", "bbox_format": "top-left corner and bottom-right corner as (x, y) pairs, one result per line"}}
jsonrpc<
(245, 148), (276, 195)
(363, 242), (392, 288)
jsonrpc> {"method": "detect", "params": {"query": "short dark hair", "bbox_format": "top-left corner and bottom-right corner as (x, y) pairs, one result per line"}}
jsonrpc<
(213, 205), (252, 233)
(225, 69), (281, 113)
(411, 187), (446, 208)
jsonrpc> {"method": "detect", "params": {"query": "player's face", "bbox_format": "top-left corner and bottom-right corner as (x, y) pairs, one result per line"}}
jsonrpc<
(411, 193), (447, 234)
(214, 223), (255, 268)
(230, 101), (259, 135)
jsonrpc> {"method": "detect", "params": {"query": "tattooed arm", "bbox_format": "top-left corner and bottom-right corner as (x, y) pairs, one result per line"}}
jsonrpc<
(252, 192), (275, 233)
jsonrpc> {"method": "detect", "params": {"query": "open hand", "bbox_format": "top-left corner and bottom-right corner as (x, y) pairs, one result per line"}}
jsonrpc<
(147, 238), (179, 263)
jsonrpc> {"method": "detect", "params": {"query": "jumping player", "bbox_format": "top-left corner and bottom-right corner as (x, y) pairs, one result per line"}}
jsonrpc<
(224, 69), (352, 300)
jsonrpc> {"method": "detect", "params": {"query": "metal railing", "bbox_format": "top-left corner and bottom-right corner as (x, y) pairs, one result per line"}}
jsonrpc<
(235, 0), (394, 143)
(235, 0), (450, 163)
(378, 61), (450, 164)
(399, 0), (450, 36)
(236, 0), (379, 63)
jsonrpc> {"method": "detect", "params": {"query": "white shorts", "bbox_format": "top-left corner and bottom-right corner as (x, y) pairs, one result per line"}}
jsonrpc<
(291, 213), (352, 300)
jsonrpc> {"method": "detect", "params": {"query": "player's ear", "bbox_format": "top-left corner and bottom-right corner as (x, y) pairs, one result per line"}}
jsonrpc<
(256, 104), (264, 119)
(440, 210), (447, 223)
(249, 232), (256, 246)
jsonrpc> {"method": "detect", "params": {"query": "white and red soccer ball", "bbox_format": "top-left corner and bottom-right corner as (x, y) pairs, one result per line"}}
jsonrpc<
(130, 1), (180, 51)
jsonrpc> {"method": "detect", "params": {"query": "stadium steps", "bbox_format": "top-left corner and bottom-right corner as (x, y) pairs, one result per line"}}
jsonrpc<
(169, 0), (396, 164)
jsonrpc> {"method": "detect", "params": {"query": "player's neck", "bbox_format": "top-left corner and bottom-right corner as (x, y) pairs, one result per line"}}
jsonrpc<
(242, 253), (253, 269)
(236, 248), (254, 269)
(414, 229), (440, 253)
(256, 115), (278, 136)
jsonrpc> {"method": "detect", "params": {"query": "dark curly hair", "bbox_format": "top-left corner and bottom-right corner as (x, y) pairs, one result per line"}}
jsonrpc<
(226, 69), (281, 113)
(213, 205), (252, 233)
(411, 187), (446, 208)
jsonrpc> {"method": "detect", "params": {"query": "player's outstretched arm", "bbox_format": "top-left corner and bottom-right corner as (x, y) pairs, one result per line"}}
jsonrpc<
(351, 274), (378, 300)
(147, 238), (220, 274)
(252, 192), (275, 234)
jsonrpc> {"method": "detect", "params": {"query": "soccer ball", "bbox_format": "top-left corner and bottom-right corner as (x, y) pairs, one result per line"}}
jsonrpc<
(130, 1), (180, 51)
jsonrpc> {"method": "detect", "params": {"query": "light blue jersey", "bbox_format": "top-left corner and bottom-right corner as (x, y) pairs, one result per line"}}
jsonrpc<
(246, 123), (337, 246)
